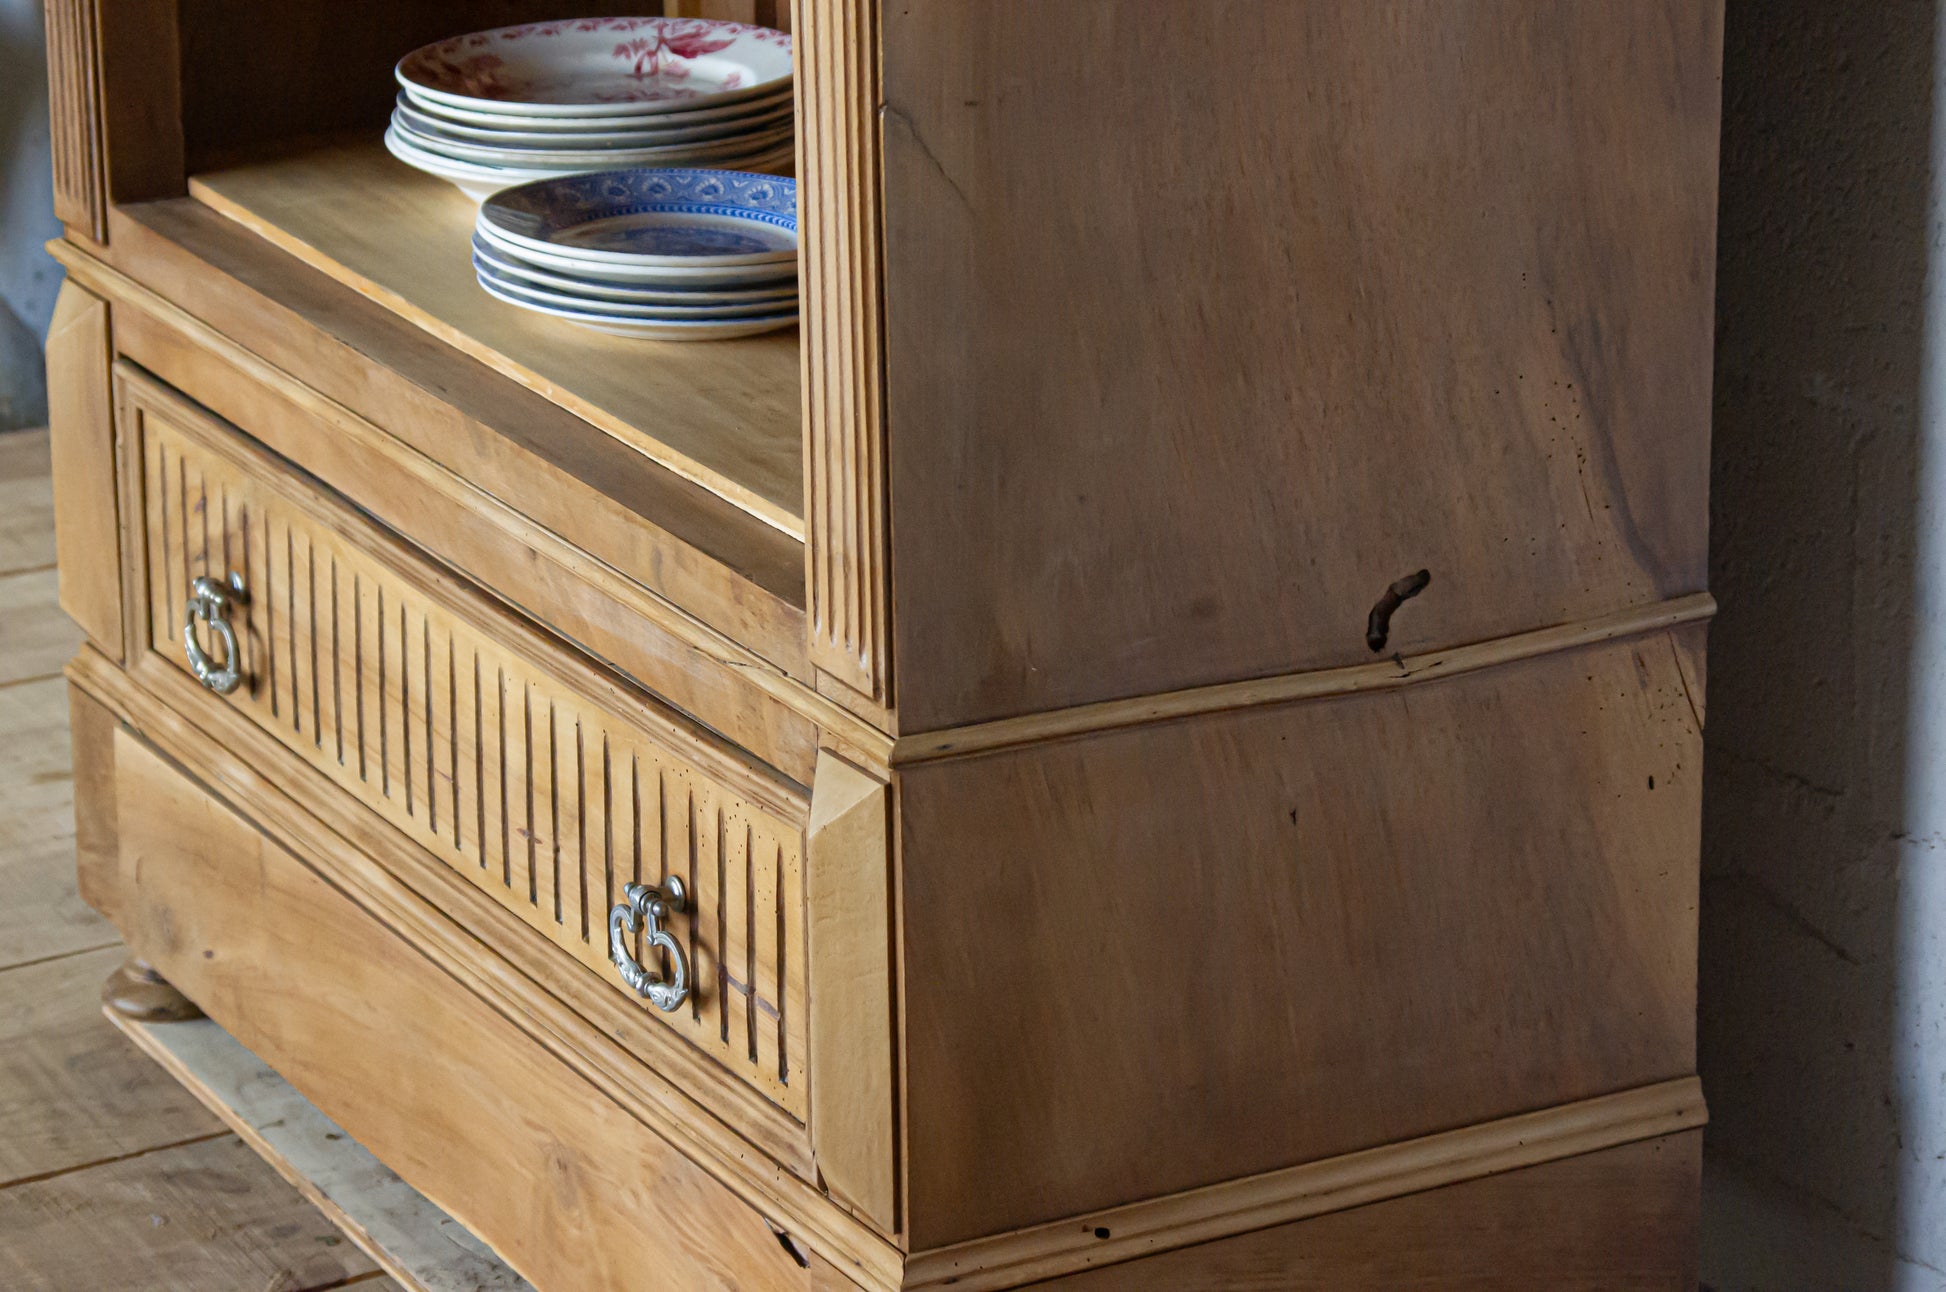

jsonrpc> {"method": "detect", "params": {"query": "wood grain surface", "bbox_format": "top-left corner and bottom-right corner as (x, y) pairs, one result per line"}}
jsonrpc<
(0, 680), (112, 968)
(1021, 1132), (1702, 1291)
(0, 1136), (386, 1292)
(0, 946), (219, 1186)
(43, 281), (122, 656)
(880, 0), (1723, 729)
(104, 726), (824, 1292)
(190, 140), (804, 535)
(898, 625), (1706, 1246)
(124, 371), (812, 1118)
(112, 1012), (534, 1292)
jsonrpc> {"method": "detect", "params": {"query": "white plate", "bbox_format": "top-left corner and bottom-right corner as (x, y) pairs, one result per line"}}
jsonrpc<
(477, 271), (797, 341)
(402, 83), (790, 132)
(386, 125), (790, 202)
(475, 257), (795, 319)
(398, 19), (792, 117)
(472, 235), (798, 305)
(479, 169), (796, 266)
(474, 216), (798, 283)
(394, 94), (793, 147)
(391, 113), (794, 168)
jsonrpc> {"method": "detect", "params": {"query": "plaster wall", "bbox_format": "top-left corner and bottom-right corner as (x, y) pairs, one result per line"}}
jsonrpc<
(1703, 2), (1946, 1286)
(0, 0), (62, 431)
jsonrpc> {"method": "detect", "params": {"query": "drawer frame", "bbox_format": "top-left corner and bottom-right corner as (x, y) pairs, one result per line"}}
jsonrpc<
(94, 361), (916, 1274)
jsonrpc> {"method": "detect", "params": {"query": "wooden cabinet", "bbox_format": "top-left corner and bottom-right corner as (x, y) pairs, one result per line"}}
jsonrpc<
(44, 2), (1723, 1288)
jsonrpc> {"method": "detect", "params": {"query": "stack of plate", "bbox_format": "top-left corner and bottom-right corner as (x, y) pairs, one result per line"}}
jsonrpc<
(389, 17), (793, 201)
(473, 168), (798, 342)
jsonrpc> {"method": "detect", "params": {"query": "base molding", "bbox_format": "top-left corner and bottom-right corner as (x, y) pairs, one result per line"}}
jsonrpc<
(907, 1077), (1707, 1291)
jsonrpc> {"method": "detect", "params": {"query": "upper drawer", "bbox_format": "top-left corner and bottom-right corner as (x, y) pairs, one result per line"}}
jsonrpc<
(119, 363), (809, 1125)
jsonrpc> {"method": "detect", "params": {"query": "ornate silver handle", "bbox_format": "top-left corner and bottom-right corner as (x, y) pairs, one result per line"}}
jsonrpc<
(609, 877), (689, 1012)
(183, 573), (247, 695)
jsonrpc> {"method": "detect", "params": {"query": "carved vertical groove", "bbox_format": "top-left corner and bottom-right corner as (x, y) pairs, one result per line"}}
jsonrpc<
(43, 0), (107, 241)
(135, 394), (811, 1121)
(797, 0), (891, 708)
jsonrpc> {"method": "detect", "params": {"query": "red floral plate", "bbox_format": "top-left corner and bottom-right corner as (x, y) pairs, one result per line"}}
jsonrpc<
(397, 18), (792, 118)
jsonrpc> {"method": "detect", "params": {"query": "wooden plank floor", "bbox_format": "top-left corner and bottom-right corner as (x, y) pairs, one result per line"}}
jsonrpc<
(0, 429), (403, 1291)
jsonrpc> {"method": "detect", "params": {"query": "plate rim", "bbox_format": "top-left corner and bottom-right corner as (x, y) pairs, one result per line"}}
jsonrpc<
(474, 255), (798, 318)
(396, 18), (793, 118)
(470, 234), (798, 303)
(393, 93), (794, 147)
(478, 168), (799, 267)
(473, 216), (800, 282)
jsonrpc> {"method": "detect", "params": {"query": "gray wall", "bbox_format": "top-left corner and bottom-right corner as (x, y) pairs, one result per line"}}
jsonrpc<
(1702, 1), (1946, 1287)
(0, 0), (61, 431)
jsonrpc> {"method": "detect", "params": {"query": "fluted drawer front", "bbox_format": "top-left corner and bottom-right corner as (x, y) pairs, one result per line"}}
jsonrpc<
(128, 371), (808, 1121)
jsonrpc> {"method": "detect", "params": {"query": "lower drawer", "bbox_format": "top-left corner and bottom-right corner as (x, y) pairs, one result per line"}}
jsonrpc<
(91, 712), (822, 1292)
(117, 363), (809, 1128)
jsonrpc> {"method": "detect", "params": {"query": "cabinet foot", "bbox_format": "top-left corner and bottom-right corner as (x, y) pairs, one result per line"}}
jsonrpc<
(102, 957), (203, 1022)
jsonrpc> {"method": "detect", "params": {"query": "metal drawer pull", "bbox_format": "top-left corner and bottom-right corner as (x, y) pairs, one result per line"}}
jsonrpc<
(609, 877), (690, 1012)
(183, 574), (247, 696)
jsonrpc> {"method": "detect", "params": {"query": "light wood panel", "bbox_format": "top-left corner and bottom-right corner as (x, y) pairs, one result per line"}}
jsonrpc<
(880, 0), (1723, 729)
(893, 591), (1716, 763)
(43, 281), (122, 655)
(898, 625), (1706, 1246)
(1022, 1132), (1702, 1291)
(190, 140), (804, 536)
(905, 1078), (1702, 1291)
(111, 1013), (533, 1292)
(104, 726), (820, 1292)
(0, 680), (114, 968)
(84, 254), (828, 776)
(72, 649), (903, 1289)
(127, 377), (810, 1120)
(175, 1), (646, 174)
(0, 945), (221, 1186)
(0, 1135), (385, 1292)
(796, 0), (891, 708)
(42, 0), (105, 241)
(806, 751), (896, 1232)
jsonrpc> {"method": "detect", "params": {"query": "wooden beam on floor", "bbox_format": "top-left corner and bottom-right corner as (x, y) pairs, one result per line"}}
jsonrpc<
(110, 1013), (532, 1292)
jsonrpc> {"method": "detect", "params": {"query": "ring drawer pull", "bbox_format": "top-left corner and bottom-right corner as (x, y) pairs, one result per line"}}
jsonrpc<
(183, 574), (248, 696)
(609, 877), (690, 1012)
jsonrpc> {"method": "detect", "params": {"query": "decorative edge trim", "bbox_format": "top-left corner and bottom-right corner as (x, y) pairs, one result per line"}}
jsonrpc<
(891, 592), (1718, 765)
(46, 237), (898, 772)
(904, 1076), (1708, 1291)
(44, 0), (108, 241)
(798, 0), (894, 709)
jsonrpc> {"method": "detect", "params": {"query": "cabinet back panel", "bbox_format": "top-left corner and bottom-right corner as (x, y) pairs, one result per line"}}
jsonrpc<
(880, 0), (1723, 729)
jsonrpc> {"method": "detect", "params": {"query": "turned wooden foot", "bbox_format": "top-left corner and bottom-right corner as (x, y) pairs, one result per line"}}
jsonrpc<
(102, 957), (203, 1022)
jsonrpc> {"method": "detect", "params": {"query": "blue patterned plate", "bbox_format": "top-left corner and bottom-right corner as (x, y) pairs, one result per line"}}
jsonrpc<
(476, 270), (797, 342)
(475, 255), (795, 319)
(472, 235), (797, 304)
(478, 169), (797, 267)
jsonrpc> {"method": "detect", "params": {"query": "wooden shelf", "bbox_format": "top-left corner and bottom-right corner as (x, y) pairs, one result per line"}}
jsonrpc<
(188, 138), (804, 537)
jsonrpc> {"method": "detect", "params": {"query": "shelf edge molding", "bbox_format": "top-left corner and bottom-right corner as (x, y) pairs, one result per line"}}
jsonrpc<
(797, 0), (894, 713)
(904, 1075), (1708, 1292)
(891, 591), (1718, 765)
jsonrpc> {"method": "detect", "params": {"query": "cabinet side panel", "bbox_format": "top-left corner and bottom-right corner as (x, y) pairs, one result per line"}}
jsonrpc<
(45, 282), (123, 656)
(880, 1), (1723, 729)
(898, 626), (1705, 1246)
(1024, 1132), (1701, 1291)
(796, 0), (891, 708)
